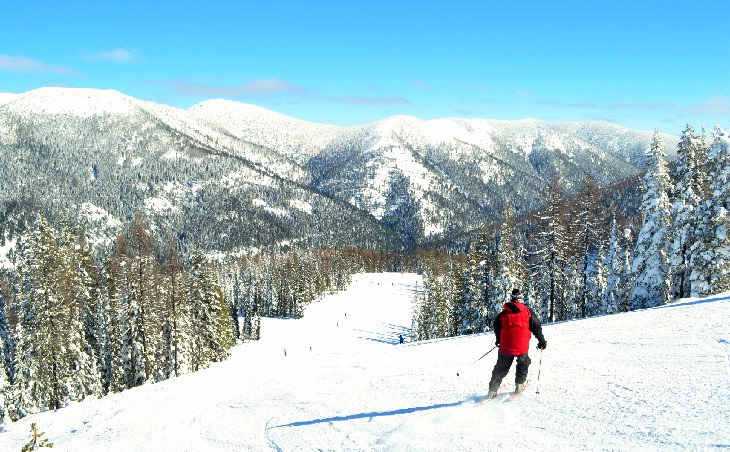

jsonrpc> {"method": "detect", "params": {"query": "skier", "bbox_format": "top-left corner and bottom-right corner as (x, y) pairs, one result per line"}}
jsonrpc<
(487, 289), (546, 398)
(399, 334), (404, 344)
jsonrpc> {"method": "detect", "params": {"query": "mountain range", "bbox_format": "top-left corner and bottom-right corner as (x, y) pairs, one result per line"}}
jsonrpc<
(0, 87), (679, 260)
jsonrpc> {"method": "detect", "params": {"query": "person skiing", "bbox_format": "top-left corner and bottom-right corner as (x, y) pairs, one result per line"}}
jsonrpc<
(487, 289), (546, 398)
(399, 334), (404, 344)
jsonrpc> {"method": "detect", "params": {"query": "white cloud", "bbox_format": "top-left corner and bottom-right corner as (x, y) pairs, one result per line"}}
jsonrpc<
(685, 96), (730, 115)
(153, 78), (308, 98)
(0, 54), (75, 75)
(87, 48), (136, 63)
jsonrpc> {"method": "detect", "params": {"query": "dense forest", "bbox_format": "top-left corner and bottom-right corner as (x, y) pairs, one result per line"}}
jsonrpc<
(412, 126), (729, 340)
(0, 213), (414, 422)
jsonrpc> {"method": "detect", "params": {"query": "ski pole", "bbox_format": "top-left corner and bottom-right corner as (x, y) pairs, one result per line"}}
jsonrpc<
(457, 345), (497, 377)
(535, 349), (543, 394)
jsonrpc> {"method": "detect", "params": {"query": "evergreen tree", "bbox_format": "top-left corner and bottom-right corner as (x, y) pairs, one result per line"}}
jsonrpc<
(108, 234), (132, 392)
(58, 223), (102, 401)
(688, 127), (715, 296)
(707, 126), (730, 291)
(188, 252), (235, 371)
(531, 177), (570, 322)
(586, 246), (607, 317)
(492, 204), (522, 310)
(630, 131), (672, 309)
(162, 236), (190, 378)
(670, 124), (704, 299)
(604, 215), (623, 314)
(11, 217), (70, 415)
(573, 176), (603, 318)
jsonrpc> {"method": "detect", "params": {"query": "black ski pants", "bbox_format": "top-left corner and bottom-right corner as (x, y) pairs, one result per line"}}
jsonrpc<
(488, 352), (531, 392)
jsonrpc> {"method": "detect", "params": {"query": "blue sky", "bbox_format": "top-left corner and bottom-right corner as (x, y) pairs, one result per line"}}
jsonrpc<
(2, 0), (728, 133)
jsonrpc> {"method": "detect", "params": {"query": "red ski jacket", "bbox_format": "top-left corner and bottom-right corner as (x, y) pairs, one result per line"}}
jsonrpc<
(493, 302), (544, 356)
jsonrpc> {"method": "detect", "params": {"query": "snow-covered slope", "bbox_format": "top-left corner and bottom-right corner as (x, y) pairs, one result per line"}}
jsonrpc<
(189, 100), (343, 165)
(1, 87), (137, 118)
(0, 93), (16, 106)
(2, 273), (728, 451)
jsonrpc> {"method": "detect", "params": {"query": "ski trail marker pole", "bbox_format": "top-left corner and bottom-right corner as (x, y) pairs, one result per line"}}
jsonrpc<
(457, 345), (497, 377)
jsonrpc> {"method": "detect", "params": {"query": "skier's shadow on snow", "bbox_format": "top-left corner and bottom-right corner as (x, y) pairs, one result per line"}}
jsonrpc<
(272, 400), (465, 428)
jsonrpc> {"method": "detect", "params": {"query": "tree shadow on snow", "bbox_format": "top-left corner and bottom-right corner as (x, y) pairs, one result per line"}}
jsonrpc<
(655, 294), (730, 310)
(354, 324), (411, 345)
(272, 399), (468, 428)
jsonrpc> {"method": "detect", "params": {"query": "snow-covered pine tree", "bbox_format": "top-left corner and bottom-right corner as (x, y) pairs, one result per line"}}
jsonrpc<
(630, 130), (672, 309)
(162, 236), (190, 378)
(0, 283), (8, 423)
(573, 176), (603, 318)
(707, 126), (730, 291)
(126, 214), (160, 385)
(531, 176), (570, 322)
(447, 256), (466, 337)
(57, 223), (102, 401)
(188, 251), (235, 370)
(670, 124), (705, 299)
(619, 227), (634, 312)
(11, 216), (70, 415)
(492, 203), (523, 313)
(603, 215), (622, 314)
(108, 234), (132, 392)
(586, 246), (607, 317)
(456, 228), (492, 334)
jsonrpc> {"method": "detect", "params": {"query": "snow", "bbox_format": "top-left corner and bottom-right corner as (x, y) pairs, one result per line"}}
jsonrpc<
(1, 87), (137, 118)
(252, 199), (288, 217)
(0, 93), (16, 106)
(2, 274), (729, 451)
(289, 199), (313, 214)
(0, 236), (16, 270)
(143, 196), (176, 213)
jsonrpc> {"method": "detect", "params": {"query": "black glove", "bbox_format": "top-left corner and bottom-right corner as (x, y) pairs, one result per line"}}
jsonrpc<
(537, 340), (547, 350)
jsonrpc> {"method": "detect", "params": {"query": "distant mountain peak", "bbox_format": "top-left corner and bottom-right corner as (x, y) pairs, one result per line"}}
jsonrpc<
(2, 87), (138, 118)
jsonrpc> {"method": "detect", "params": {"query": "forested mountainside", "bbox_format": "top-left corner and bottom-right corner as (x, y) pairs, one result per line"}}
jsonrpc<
(0, 88), (403, 261)
(0, 88), (678, 261)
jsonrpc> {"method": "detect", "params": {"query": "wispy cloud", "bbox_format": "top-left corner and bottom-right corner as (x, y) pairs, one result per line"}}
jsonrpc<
(151, 78), (309, 98)
(515, 88), (532, 98)
(335, 96), (409, 106)
(152, 78), (410, 107)
(535, 99), (677, 111)
(0, 54), (75, 75)
(685, 96), (730, 115)
(86, 48), (136, 63)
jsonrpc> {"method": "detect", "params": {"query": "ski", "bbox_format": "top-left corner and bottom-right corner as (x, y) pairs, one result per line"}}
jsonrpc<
(506, 380), (530, 402)
(479, 383), (510, 405)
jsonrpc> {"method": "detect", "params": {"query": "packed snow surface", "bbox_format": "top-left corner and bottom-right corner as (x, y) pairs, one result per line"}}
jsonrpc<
(2, 273), (729, 451)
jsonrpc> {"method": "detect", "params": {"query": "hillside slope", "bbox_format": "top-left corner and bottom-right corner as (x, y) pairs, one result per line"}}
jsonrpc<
(0, 88), (404, 253)
(2, 273), (727, 451)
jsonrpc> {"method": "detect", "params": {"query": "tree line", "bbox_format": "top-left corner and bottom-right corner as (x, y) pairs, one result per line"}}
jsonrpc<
(413, 125), (730, 340)
(0, 213), (412, 422)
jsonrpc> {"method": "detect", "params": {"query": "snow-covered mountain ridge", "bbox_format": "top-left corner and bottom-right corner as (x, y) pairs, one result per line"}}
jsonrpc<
(0, 87), (679, 254)
(1, 272), (727, 450)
